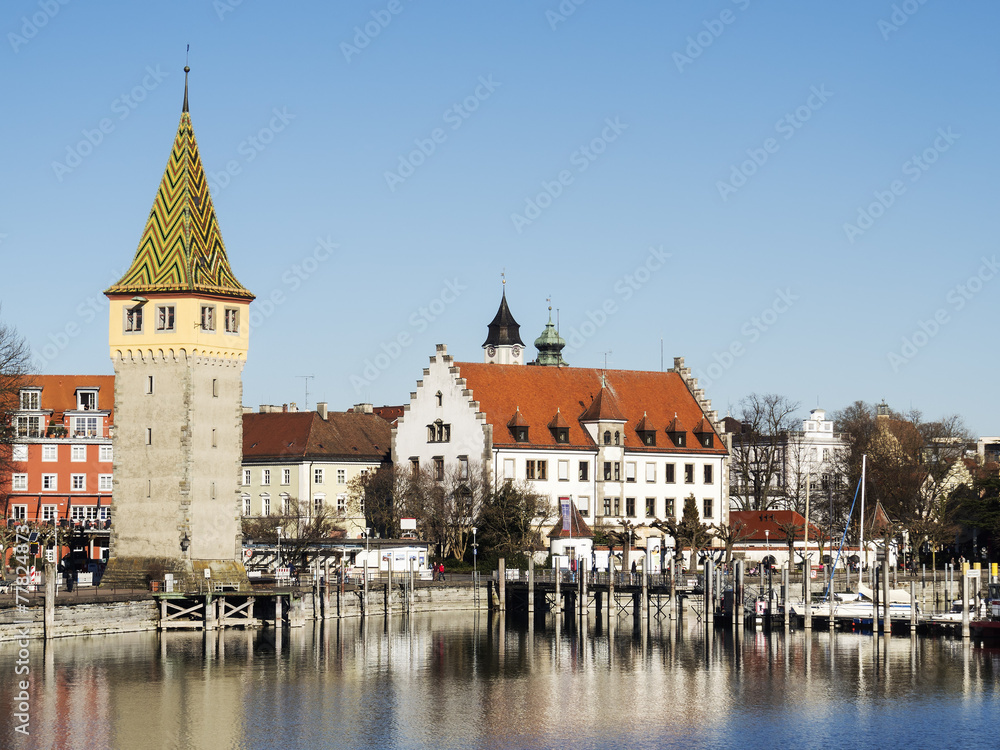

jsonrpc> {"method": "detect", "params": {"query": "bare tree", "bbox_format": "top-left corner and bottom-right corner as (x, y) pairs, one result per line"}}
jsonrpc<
(714, 519), (754, 566)
(729, 393), (800, 512)
(0, 313), (32, 502)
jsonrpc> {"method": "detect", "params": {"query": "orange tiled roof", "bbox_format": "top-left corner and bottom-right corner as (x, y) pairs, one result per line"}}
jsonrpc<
(454, 363), (724, 453)
(23, 375), (115, 422)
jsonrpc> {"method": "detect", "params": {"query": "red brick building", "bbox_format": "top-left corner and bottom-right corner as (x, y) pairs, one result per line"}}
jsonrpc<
(3, 375), (114, 562)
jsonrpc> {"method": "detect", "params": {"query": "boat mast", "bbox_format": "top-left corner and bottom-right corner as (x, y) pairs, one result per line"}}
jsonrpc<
(859, 453), (866, 589)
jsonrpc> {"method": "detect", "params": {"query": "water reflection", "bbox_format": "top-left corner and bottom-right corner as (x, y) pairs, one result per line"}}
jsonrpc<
(2, 614), (998, 749)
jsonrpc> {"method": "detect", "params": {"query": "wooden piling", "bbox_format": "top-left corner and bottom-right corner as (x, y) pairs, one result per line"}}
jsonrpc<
(705, 558), (714, 624)
(528, 558), (535, 616)
(44, 563), (56, 640)
(782, 566), (789, 629)
(499, 558), (506, 612)
(961, 572), (970, 639)
(881, 559), (890, 635)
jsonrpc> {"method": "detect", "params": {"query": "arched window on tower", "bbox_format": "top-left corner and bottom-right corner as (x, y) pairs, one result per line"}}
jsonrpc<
(603, 430), (611, 445)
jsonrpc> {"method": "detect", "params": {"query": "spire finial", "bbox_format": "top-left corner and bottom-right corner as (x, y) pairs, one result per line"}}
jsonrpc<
(183, 45), (190, 113)
(501, 269), (506, 288)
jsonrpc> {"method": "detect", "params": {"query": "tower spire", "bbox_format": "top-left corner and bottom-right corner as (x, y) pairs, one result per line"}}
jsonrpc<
(183, 46), (190, 113)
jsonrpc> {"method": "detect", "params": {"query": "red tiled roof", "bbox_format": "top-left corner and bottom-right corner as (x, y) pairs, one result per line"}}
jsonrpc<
(373, 405), (404, 426)
(455, 363), (724, 453)
(507, 408), (529, 428)
(243, 411), (390, 461)
(548, 410), (570, 430)
(635, 412), (655, 432)
(729, 510), (823, 541)
(25, 375), (116, 422)
(547, 501), (594, 539)
(579, 385), (626, 422)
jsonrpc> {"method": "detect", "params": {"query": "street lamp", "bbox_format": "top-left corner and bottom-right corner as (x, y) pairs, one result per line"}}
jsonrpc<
(472, 526), (478, 580)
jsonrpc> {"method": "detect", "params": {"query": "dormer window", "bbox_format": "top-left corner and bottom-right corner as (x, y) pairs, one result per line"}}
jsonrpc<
(19, 389), (40, 411)
(508, 408), (529, 443)
(548, 410), (570, 444)
(636, 414), (656, 446)
(693, 419), (715, 448)
(669, 431), (686, 447)
(77, 390), (98, 411)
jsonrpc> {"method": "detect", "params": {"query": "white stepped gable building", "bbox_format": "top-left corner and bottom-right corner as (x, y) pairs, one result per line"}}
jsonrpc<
(392, 294), (730, 553)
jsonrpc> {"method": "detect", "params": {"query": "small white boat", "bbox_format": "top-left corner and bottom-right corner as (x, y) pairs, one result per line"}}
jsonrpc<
(928, 599), (986, 624)
(834, 585), (917, 621)
(787, 592), (858, 617)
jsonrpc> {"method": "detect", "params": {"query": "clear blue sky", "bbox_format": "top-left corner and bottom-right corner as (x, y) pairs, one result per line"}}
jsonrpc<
(2, 1), (998, 434)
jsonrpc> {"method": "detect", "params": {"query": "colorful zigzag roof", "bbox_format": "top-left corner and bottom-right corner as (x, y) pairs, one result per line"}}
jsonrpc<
(106, 69), (253, 300)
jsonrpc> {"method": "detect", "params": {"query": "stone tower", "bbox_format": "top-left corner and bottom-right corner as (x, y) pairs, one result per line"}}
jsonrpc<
(101, 67), (255, 591)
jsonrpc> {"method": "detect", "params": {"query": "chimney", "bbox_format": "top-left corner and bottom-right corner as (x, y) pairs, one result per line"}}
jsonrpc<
(353, 403), (374, 414)
(317, 402), (328, 420)
(282, 403), (288, 413)
(289, 402), (298, 412)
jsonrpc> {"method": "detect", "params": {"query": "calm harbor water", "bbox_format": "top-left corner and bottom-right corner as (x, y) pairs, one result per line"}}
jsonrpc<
(2, 613), (998, 750)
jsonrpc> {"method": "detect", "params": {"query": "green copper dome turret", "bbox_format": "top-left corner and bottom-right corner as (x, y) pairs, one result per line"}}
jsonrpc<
(533, 305), (568, 367)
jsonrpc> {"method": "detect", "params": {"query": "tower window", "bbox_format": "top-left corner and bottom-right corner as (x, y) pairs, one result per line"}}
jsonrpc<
(212, 379), (218, 398)
(125, 306), (143, 332)
(603, 430), (611, 445)
(224, 308), (239, 333)
(146, 375), (154, 394)
(156, 305), (175, 331)
(435, 391), (443, 407)
(145, 428), (152, 445)
(200, 305), (216, 331)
